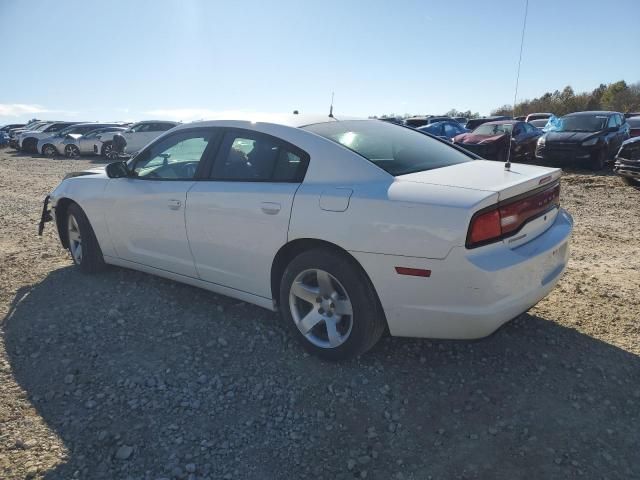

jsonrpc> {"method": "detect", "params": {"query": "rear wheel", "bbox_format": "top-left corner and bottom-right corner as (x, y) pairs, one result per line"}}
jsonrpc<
(590, 148), (606, 171)
(42, 144), (57, 157)
(279, 248), (386, 361)
(65, 144), (80, 158)
(66, 203), (105, 274)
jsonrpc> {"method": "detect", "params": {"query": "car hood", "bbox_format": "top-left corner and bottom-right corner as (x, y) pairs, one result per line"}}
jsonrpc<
(454, 132), (507, 144)
(544, 131), (601, 143)
(396, 159), (561, 201)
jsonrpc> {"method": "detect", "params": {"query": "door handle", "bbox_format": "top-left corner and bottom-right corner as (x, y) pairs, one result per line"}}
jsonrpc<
(168, 199), (182, 210)
(261, 202), (281, 215)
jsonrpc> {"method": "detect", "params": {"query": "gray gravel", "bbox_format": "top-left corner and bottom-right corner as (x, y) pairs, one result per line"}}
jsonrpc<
(0, 148), (639, 479)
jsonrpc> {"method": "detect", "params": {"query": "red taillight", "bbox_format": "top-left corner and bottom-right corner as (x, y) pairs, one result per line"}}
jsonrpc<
(466, 182), (560, 248)
(468, 209), (501, 246)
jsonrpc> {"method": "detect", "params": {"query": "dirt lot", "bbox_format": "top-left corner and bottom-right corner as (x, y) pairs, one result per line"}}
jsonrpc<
(0, 148), (638, 480)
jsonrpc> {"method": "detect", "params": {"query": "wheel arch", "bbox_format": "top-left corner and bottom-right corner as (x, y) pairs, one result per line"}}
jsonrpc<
(270, 238), (385, 320)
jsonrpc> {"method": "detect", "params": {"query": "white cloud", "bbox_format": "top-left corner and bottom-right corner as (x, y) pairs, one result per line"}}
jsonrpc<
(143, 108), (288, 123)
(0, 103), (48, 117)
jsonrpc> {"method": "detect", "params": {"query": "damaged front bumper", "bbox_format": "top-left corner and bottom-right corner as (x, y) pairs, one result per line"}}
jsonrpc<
(38, 195), (52, 236)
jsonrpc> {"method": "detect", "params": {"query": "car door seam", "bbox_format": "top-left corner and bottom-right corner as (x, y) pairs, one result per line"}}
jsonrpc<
(185, 181), (203, 279)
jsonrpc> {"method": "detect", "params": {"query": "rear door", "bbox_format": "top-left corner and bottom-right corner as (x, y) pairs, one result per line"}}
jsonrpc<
(104, 128), (218, 276)
(185, 128), (309, 298)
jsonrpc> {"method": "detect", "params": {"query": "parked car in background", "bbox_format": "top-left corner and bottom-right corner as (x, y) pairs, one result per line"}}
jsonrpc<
(614, 137), (640, 185)
(63, 126), (129, 157)
(453, 120), (541, 161)
(418, 121), (468, 141)
(41, 115), (572, 360)
(37, 123), (124, 157)
(453, 117), (468, 125)
(530, 118), (549, 130)
(525, 113), (553, 123)
(1, 123), (26, 133)
(624, 112), (640, 119)
(535, 111), (630, 170)
(0, 131), (9, 147)
(464, 116), (512, 131)
(377, 117), (403, 124)
(626, 116), (640, 138)
(94, 120), (179, 157)
(18, 122), (83, 153)
(8, 120), (46, 148)
(404, 116), (453, 128)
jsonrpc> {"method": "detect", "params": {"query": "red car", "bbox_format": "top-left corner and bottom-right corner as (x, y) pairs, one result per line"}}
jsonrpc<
(453, 120), (542, 161)
(627, 116), (640, 138)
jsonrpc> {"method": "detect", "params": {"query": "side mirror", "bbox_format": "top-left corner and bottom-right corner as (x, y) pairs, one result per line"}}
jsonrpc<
(105, 161), (130, 178)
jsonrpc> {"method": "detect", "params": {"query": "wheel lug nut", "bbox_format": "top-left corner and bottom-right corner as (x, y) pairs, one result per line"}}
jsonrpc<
(318, 308), (324, 314)
(326, 311), (333, 317)
(330, 303), (335, 309)
(316, 297), (322, 303)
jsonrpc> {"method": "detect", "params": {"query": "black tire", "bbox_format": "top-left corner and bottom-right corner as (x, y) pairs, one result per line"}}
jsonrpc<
(101, 141), (113, 157)
(65, 144), (80, 158)
(590, 148), (606, 171)
(279, 248), (386, 361)
(23, 138), (37, 153)
(65, 203), (106, 274)
(42, 144), (57, 157)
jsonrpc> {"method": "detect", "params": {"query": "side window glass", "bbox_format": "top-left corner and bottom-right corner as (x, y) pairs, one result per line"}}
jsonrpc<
(131, 130), (212, 180)
(608, 116), (616, 128)
(273, 149), (304, 182)
(615, 115), (622, 127)
(158, 123), (176, 132)
(212, 134), (280, 181)
(129, 124), (144, 133)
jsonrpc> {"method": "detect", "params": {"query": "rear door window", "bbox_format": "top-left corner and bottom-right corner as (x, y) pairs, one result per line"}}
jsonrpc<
(210, 130), (308, 182)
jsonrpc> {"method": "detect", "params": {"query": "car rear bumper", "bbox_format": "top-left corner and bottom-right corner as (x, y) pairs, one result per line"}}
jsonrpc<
(351, 208), (573, 339)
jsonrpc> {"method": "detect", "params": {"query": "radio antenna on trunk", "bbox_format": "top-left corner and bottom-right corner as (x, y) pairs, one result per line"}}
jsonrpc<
(329, 92), (335, 118)
(505, 0), (529, 172)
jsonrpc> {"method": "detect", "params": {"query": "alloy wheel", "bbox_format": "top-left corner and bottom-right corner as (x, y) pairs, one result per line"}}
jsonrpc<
(67, 214), (83, 264)
(43, 145), (57, 157)
(65, 145), (80, 158)
(289, 269), (353, 348)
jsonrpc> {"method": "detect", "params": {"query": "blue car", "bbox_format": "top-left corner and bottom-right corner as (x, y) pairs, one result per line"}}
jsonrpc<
(417, 121), (469, 142)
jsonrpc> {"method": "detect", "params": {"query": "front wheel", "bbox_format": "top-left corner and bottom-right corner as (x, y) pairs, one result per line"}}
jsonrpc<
(66, 203), (105, 273)
(279, 248), (386, 361)
(101, 141), (113, 158)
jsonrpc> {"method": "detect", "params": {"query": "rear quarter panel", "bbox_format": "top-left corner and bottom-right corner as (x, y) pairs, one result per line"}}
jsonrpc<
(288, 179), (497, 260)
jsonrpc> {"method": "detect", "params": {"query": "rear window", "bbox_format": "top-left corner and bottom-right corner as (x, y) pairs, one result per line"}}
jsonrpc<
(303, 120), (472, 176)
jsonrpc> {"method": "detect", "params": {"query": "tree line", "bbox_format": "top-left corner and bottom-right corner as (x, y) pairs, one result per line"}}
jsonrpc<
(373, 80), (640, 120)
(491, 80), (640, 117)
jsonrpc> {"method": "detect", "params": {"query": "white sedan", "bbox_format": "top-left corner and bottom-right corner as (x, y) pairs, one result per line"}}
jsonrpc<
(41, 115), (573, 360)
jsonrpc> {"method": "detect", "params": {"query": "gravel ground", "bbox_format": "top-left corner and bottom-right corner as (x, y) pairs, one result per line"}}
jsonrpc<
(0, 148), (639, 480)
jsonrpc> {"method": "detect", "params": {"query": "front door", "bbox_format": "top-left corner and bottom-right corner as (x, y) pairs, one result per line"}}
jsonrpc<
(104, 128), (217, 277)
(185, 129), (309, 298)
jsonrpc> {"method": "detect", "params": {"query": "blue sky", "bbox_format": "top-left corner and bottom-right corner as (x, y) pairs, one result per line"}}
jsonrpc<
(1, 0), (639, 123)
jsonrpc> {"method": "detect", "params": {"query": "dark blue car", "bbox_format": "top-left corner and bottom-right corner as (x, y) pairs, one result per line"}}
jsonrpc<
(417, 121), (469, 142)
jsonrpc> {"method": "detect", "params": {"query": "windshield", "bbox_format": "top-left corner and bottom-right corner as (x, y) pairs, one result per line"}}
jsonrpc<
(472, 123), (513, 136)
(302, 120), (472, 176)
(556, 115), (608, 132)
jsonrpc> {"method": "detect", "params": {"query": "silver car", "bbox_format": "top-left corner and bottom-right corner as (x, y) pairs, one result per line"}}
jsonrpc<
(61, 126), (129, 157)
(38, 123), (125, 157)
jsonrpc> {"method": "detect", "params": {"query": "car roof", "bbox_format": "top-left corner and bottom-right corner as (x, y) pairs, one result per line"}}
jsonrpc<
(482, 120), (518, 126)
(565, 111), (617, 116)
(171, 114), (359, 131)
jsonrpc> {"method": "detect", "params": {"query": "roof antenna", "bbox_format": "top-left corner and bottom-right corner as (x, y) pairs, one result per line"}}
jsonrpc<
(505, 0), (529, 172)
(328, 91), (335, 118)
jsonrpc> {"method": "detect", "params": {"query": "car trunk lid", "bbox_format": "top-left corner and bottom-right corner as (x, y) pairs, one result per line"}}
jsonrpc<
(396, 159), (561, 202)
